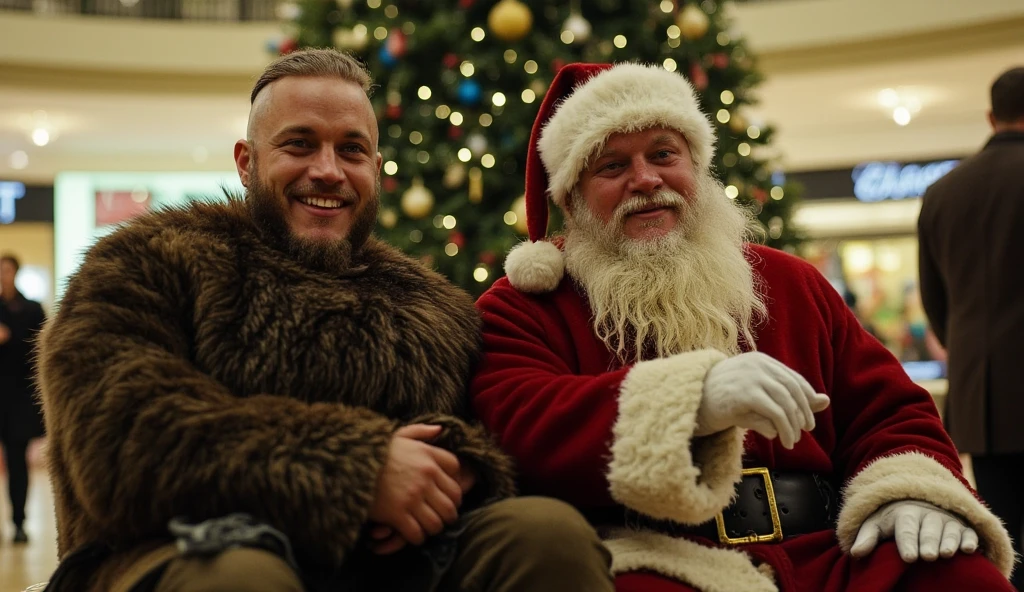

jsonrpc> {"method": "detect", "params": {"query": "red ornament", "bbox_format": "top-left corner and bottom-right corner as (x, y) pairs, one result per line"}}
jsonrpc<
(449, 231), (466, 248)
(448, 125), (463, 139)
(443, 53), (460, 69)
(551, 58), (565, 74)
(279, 38), (298, 55)
(690, 63), (708, 91)
(386, 30), (407, 58)
(479, 251), (497, 266)
(383, 177), (398, 193)
(752, 187), (768, 204)
(459, 0), (475, 7)
(712, 53), (730, 69)
(385, 104), (402, 119)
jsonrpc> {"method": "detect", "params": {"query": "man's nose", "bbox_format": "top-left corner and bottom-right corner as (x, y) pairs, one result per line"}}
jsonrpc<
(307, 146), (345, 185)
(627, 159), (663, 195)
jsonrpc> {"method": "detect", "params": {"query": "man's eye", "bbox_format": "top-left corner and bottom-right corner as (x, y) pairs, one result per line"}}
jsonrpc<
(286, 139), (310, 148)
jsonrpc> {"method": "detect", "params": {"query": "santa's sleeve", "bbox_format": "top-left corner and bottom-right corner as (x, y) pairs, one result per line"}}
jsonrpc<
(813, 270), (1015, 579)
(471, 281), (743, 524)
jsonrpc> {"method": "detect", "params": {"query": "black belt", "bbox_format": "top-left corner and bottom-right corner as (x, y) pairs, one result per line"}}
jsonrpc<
(590, 468), (838, 545)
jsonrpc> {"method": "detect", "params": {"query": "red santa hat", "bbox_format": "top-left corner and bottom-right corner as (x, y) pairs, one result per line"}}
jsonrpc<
(505, 62), (717, 293)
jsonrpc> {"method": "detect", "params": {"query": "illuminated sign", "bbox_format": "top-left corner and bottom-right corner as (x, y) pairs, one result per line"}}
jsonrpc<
(0, 181), (25, 224)
(851, 160), (960, 202)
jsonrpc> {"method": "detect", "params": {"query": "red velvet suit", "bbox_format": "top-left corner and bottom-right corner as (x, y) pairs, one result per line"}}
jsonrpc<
(471, 245), (1014, 592)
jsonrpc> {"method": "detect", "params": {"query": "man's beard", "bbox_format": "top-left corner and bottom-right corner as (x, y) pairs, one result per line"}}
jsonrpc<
(245, 165), (379, 272)
(563, 173), (767, 362)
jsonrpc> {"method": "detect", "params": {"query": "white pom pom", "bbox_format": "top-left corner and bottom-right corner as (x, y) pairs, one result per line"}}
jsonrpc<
(504, 240), (564, 293)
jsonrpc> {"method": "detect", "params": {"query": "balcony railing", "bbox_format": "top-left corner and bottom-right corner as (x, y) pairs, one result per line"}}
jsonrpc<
(0, 0), (789, 22)
(0, 0), (279, 21)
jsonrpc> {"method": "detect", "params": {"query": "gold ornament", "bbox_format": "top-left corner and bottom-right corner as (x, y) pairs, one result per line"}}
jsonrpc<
(379, 208), (398, 229)
(443, 163), (467, 189)
(729, 112), (748, 133)
(488, 0), (533, 42)
(511, 194), (528, 235)
(677, 4), (710, 40)
(468, 167), (483, 203)
(530, 78), (547, 96)
(336, 0), (353, 7)
(401, 178), (434, 219)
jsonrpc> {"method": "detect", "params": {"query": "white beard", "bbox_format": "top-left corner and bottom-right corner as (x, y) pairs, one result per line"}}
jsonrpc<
(563, 173), (767, 363)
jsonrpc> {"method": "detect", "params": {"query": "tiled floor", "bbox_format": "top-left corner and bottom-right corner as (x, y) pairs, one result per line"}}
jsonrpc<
(0, 469), (57, 592)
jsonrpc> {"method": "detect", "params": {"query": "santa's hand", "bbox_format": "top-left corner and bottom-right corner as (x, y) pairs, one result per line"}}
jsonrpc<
(696, 352), (830, 449)
(850, 500), (978, 562)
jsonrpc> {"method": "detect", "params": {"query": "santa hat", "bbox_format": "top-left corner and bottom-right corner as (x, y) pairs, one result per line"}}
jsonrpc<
(504, 62), (717, 293)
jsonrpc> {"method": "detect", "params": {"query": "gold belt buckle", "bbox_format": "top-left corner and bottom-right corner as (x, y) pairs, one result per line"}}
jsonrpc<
(714, 467), (783, 545)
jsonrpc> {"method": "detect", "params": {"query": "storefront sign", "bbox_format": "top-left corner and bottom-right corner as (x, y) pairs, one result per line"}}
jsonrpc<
(851, 160), (960, 202)
(0, 181), (25, 223)
(0, 181), (54, 224)
(785, 157), (964, 202)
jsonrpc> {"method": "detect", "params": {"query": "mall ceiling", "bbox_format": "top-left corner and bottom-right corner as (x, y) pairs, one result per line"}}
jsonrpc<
(1, 2), (1023, 183)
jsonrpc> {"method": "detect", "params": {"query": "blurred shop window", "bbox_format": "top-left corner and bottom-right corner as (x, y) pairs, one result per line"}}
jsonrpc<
(802, 237), (947, 379)
(95, 189), (151, 227)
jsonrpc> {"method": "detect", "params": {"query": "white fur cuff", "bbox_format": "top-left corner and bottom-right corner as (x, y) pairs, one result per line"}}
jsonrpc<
(607, 349), (745, 524)
(837, 451), (1016, 579)
(605, 529), (777, 592)
(504, 240), (564, 293)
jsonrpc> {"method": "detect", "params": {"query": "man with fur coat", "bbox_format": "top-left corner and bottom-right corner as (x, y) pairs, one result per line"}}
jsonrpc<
(36, 49), (614, 592)
(470, 62), (1017, 592)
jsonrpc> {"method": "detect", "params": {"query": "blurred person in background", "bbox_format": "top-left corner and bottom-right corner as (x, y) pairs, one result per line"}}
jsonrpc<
(918, 65), (1024, 588)
(34, 49), (612, 592)
(0, 253), (46, 545)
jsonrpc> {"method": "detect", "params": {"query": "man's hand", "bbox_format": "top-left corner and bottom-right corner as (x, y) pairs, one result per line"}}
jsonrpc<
(696, 352), (830, 449)
(850, 500), (978, 562)
(368, 424), (464, 553)
(0, 322), (10, 345)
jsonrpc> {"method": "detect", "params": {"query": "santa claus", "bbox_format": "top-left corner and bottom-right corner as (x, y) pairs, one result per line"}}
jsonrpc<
(470, 62), (1016, 591)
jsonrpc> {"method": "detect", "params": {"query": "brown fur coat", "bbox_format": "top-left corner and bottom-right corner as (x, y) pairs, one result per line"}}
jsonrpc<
(37, 199), (516, 590)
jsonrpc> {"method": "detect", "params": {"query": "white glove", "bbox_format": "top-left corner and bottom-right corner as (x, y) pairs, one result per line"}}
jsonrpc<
(696, 352), (830, 449)
(850, 500), (979, 562)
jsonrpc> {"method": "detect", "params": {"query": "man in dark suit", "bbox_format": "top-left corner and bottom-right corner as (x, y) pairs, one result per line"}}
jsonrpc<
(918, 65), (1024, 588)
(0, 253), (46, 544)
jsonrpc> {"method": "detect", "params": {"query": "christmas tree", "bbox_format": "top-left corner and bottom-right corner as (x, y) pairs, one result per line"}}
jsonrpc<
(278, 0), (801, 296)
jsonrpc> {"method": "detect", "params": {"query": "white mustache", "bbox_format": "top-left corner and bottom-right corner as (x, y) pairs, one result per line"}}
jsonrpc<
(613, 191), (687, 222)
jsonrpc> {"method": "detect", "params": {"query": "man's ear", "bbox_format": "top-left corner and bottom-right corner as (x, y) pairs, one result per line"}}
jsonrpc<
(376, 151), (383, 173)
(234, 140), (252, 187)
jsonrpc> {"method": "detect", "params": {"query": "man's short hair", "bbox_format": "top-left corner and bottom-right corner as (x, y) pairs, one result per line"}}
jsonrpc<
(991, 67), (1024, 123)
(0, 253), (20, 273)
(250, 48), (373, 104)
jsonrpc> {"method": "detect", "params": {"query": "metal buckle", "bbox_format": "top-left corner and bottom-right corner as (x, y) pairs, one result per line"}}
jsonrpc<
(714, 467), (783, 545)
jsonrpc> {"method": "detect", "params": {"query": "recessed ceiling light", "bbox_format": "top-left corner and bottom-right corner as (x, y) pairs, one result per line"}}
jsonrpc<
(31, 128), (49, 146)
(9, 151), (28, 170)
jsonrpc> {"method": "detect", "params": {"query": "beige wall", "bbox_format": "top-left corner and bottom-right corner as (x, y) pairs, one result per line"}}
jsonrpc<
(0, 222), (55, 313)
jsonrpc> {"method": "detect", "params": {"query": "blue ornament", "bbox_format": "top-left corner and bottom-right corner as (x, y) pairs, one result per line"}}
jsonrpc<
(457, 80), (483, 106)
(265, 39), (280, 54)
(378, 44), (398, 68)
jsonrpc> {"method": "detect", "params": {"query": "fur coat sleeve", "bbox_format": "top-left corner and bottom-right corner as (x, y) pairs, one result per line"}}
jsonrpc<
(38, 210), (514, 573)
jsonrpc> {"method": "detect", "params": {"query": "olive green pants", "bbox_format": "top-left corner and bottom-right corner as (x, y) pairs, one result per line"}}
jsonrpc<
(117, 497), (614, 592)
